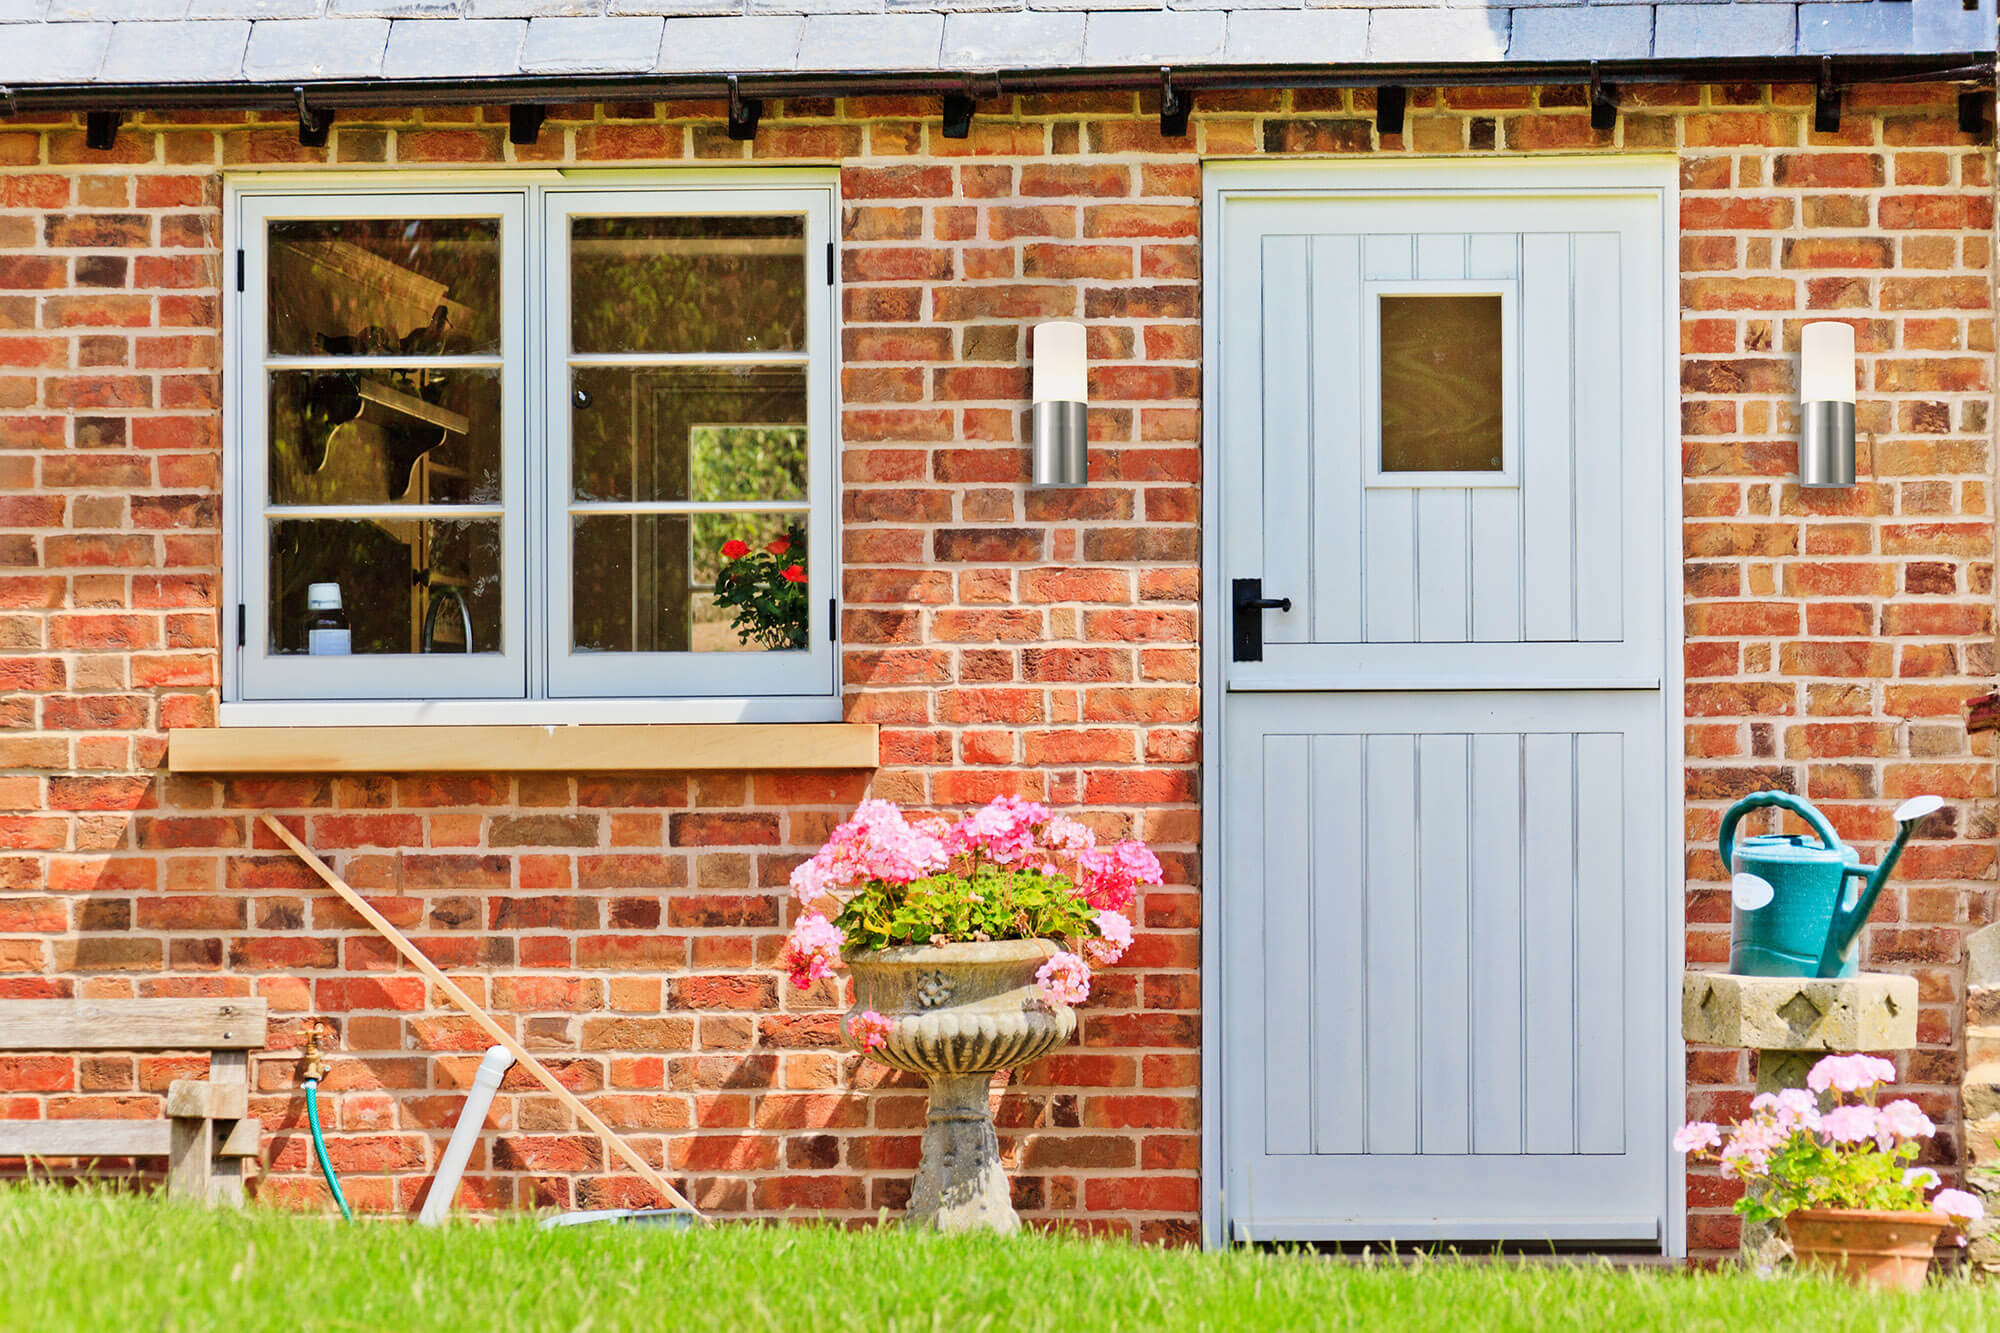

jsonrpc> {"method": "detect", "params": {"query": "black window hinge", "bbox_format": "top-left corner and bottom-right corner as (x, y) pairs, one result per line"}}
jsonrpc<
(235, 604), (245, 648)
(235, 249), (244, 292)
(825, 241), (834, 286)
(829, 595), (837, 643)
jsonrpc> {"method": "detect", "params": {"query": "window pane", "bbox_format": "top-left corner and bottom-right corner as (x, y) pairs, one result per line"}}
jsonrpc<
(268, 517), (501, 656)
(569, 215), (805, 355)
(268, 369), (502, 506)
(571, 365), (805, 504)
(1379, 294), (1505, 473)
(572, 515), (807, 654)
(268, 219), (501, 357)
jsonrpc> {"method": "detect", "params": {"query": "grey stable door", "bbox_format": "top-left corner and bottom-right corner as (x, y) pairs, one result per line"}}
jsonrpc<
(1215, 175), (1671, 1245)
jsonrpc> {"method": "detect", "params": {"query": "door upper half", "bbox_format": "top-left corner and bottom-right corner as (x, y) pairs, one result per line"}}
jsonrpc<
(1220, 190), (1666, 691)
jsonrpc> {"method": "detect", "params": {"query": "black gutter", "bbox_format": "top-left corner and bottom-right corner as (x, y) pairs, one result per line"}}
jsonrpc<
(0, 54), (1991, 117)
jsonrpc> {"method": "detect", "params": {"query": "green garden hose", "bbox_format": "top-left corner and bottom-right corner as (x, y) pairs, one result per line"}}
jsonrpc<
(303, 1077), (353, 1223)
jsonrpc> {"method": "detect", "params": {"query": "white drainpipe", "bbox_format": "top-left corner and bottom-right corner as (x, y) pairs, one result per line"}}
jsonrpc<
(418, 1044), (516, 1226)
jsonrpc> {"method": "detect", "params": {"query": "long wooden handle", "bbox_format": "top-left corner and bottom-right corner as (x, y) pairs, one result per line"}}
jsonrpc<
(260, 814), (702, 1219)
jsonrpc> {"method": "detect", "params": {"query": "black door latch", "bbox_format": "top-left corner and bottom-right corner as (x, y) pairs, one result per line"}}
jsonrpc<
(1232, 577), (1292, 662)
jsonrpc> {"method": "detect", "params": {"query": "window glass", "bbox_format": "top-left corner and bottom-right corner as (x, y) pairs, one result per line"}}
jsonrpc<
(573, 515), (808, 654)
(570, 367), (806, 505)
(1379, 294), (1505, 474)
(569, 215), (805, 355)
(267, 219), (500, 357)
(267, 516), (502, 655)
(267, 369), (503, 506)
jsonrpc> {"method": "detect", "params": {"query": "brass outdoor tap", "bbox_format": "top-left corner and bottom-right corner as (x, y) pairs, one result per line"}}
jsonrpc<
(301, 1018), (328, 1082)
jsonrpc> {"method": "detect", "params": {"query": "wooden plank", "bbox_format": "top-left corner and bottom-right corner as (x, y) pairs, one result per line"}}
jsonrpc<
(1522, 733), (1578, 1155)
(1417, 733), (1471, 1154)
(1573, 732), (1627, 1155)
(1363, 490), (1418, 643)
(169, 723), (879, 774)
(167, 1114), (213, 1203)
(1310, 734), (1367, 1154)
(1570, 233), (1624, 644)
(260, 815), (704, 1219)
(1469, 732), (1526, 1154)
(1469, 489), (1523, 643)
(0, 999), (267, 1052)
(1260, 235), (1312, 649)
(209, 1049), (250, 1206)
(1415, 490), (1470, 643)
(166, 1079), (248, 1121)
(0, 1120), (172, 1157)
(217, 1116), (262, 1159)
(1519, 234), (1575, 643)
(1309, 234), (1364, 645)
(1261, 734), (1313, 1156)
(1363, 734), (1419, 1154)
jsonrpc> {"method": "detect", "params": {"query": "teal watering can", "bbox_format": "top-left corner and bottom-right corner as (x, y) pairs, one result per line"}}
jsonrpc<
(1721, 791), (1943, 979)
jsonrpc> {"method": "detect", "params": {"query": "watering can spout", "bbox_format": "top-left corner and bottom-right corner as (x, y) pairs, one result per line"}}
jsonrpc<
(1813, 794), (1945, 979)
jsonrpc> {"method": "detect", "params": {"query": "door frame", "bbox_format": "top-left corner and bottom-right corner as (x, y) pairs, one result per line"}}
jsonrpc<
(1197, 157), (1686, 1253)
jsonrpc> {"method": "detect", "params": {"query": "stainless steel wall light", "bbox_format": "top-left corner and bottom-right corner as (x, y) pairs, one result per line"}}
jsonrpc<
(1798, 321), (1857, 488)
(1031, 320), (1088, 487)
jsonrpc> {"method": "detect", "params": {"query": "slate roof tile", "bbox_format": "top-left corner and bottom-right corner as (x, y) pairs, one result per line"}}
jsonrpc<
(382, 15), (527, 75)
(1798, 0), (1913, 53)
(1508, 4), (1650, 58)
(101, 19), (254, 81)
(655, 13), (804, 67)
(242, 16), (391, 77)
(1653, 1), (1796, 56)
(1083, 9), (1226, 61)
(942, 10), (1086, 63)
(797, 12), (945, 66)
(519, 12), (665, 67)
(1221, 9), (1365, 61)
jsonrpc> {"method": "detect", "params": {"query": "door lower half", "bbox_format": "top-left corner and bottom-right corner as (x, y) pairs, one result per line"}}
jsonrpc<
(1211, 168), (1674, 1246)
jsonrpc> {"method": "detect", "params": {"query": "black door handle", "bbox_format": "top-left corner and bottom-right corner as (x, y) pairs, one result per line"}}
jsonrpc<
(1232, 577), (1292, 662)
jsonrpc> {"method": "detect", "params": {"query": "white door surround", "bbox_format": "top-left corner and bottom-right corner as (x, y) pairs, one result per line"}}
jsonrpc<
(1198, 159), (1685, 1253)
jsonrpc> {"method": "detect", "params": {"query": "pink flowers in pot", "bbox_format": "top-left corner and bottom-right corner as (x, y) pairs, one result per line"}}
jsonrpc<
(782, 795), (1164, 1009)
(1675, 1052), (1983, 1234)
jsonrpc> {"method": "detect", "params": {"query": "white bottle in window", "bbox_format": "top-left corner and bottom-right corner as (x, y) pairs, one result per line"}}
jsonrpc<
(306, 582), (351, 656)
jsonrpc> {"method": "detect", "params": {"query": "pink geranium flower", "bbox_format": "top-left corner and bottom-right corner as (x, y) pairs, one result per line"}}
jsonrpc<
(1673, 1121), (1721, 1154)
(1085, 909), (1133, 965)
(789, 798), (948, 904)
(1934, 1188), (1984, 1224)
(850, 1009), (892, 1053)
(1820, 1104), (1880, 1145)
(1036, 950), (1092, 1006)
(1807, 1053), (1897, 1095)
(945, 795), (1052, 865)
(1875, 1099), (1936, 1147)
(779, 912), (844, 991)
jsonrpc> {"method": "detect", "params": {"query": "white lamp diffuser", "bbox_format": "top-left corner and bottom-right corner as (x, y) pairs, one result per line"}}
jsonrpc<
(1798, 321), (1857, 487)
(1031, 320), (1088, 487)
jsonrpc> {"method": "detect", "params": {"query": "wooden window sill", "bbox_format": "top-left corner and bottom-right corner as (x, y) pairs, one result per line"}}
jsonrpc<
(167, 723), (879, 774)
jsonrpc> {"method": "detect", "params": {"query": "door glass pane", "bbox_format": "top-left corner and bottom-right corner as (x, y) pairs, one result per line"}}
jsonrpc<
(570, 366), (806, 504)
(1379, 294), (1504, 474)
(572, 515), (808, 654)
(569, 215), (806, 354)
(267, 218), (501, 357)
(268, 368), (502, 506)
(268, 517), (501, 655)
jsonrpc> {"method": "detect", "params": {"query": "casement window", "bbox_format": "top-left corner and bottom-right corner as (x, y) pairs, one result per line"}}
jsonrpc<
(223, 174), (838, 724)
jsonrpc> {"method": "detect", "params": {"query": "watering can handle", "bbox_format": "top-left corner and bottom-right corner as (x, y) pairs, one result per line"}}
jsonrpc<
(1717, 791), (1843, 872)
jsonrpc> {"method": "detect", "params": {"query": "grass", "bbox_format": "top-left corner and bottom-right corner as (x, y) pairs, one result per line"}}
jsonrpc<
(3, 1185), (1998, 1332)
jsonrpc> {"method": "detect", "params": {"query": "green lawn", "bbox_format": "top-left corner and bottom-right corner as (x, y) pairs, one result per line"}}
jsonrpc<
(3, 1184), (1997, 1332)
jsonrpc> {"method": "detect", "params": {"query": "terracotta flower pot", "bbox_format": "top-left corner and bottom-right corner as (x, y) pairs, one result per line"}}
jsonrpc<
(1784, 1208), (1950, 1291)
(840, 939), (1076, 1233)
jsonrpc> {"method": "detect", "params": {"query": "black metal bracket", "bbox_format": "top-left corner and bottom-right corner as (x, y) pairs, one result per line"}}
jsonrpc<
(1377, 85), (1406, 137)
(1960, 89), (1992, 137)
(726, 75), (761, 141)
(1814, 57), (1842, 134)
(1589, 62), (1618, 132)
(84, 109), (120, 152)
(941, 91), (975, 139)
(1160, 67), (1191, 138)
(296, 85), (333, 147)
(509, 103), (546, 146)
(1232, 578), (1292, 663)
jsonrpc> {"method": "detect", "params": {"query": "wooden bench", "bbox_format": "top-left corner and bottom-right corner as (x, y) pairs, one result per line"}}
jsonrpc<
(0, 998), (267, 1205)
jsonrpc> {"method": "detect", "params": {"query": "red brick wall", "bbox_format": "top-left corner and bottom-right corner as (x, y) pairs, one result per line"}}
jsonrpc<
(0, 84), (1991, 1253)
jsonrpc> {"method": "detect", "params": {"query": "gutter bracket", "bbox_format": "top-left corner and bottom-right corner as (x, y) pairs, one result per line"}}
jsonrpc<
(1814, 56), (1842, 134)
(1160, 67), (1191, 138)
(1589, 61), (1618, 132)
(295, 85), (333, 148)
(726, 74), (762, 142)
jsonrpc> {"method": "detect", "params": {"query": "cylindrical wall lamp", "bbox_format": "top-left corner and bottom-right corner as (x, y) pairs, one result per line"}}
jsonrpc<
(1031, 320), (1088, 487)
(1798, 321), (1857, 487)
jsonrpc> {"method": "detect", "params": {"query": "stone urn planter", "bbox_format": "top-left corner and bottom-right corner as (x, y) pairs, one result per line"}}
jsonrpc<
(838, 938), (1076, 1233)
(1785, 1209), (1949, 1291)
